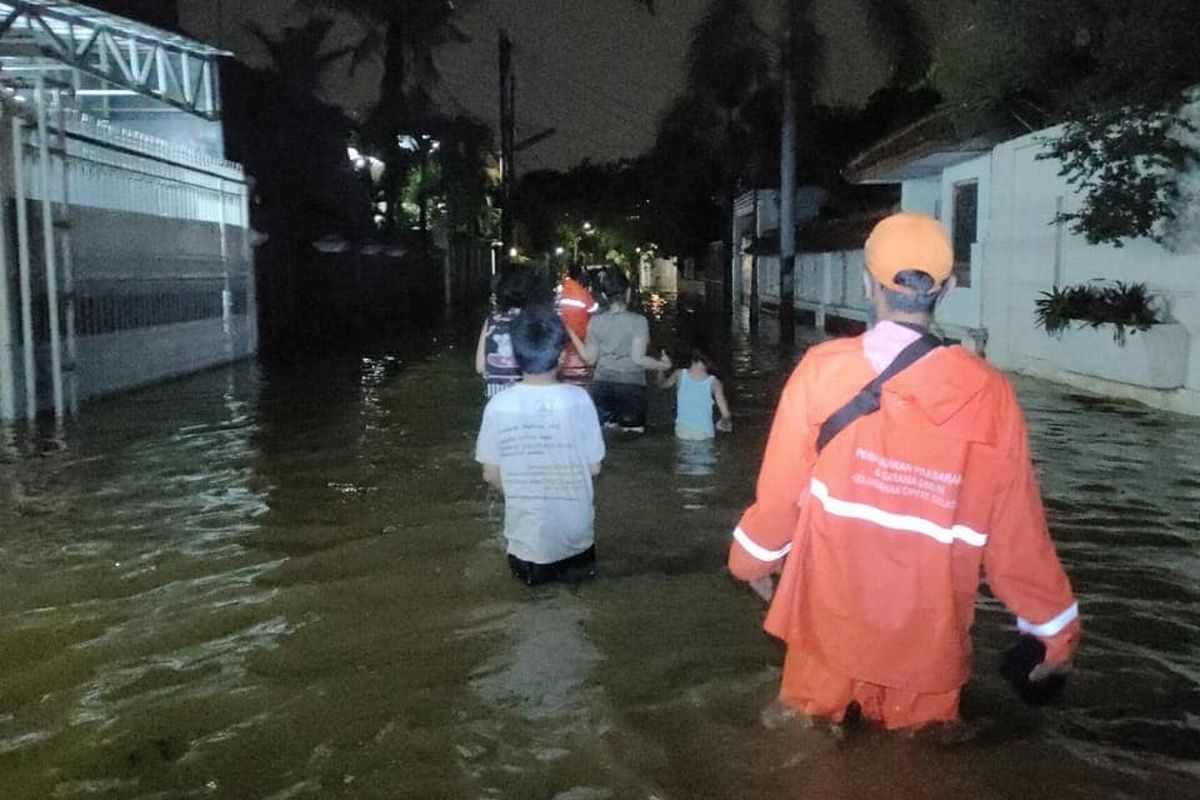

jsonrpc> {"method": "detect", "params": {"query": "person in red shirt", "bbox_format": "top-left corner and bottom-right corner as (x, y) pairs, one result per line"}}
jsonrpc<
(557, 263), (599, 387)
(728, 212), (1080, 731)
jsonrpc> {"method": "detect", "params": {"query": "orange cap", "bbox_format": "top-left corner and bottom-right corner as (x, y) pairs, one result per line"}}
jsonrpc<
(864, 212), (954, 293)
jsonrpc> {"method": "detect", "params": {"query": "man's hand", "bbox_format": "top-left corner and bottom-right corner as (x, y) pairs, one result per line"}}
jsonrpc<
(1029, 659), (1072, 683)
(748, 575), (775, 603)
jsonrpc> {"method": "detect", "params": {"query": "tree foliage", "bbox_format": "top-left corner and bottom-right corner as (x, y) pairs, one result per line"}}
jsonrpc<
(508, 0), (935, 264)
(512, 159), (654, 266)
(223, 19), (369, 242)
(931, 0), (1200, 247)
(293, 0), (499, 240)
(296, 0), (468, 124)
(391, 116), (499, 239)
(863, 0), (931, 89)
(1044, 106), (1196, 247)
(246, 17), (355, 101)
(86, 0), (178, 31)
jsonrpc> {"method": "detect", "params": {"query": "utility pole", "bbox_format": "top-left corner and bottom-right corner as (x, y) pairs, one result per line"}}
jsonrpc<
(778, 4), (797, 343)
(498, 30), (515, 251)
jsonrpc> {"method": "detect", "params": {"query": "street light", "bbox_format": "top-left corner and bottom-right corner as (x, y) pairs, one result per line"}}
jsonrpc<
(582, 221), (593, 232)
(555, 246), (565, 256)
(508, 246), (518, 258)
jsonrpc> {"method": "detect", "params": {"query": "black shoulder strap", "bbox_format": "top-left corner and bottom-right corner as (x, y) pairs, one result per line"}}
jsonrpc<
(815, 332), (944, 454)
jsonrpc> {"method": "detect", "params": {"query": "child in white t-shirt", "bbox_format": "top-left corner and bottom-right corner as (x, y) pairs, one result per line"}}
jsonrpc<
(475, 306), (606, 585)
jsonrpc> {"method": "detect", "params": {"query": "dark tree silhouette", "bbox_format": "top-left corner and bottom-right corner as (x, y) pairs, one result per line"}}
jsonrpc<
(85, 0), (179, 30)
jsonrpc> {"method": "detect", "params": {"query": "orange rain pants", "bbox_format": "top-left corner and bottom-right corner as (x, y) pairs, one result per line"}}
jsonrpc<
(781, 649), (959, 730)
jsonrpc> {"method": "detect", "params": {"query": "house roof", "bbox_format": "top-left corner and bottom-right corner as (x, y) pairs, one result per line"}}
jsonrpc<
(844, 107), (1011, 185)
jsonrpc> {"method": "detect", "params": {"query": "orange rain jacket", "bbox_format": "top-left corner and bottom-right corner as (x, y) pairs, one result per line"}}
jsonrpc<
(558, 277), (599, 378)
(729, 335), (1080, 695)
(558, 277), (598, 338)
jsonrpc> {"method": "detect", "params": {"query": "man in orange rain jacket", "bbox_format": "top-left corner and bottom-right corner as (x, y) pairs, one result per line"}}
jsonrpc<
(557, 264), (600, 386)
(728, 212), (1080, 731)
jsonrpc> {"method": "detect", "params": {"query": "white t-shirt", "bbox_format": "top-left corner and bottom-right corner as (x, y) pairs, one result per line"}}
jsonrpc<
(475, 382), (606, 564)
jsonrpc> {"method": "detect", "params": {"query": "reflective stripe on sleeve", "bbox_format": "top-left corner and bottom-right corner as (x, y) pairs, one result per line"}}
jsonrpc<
(1017, 602), (1079, 638)
(810, 478), (988, 547)
(559, 298), (590, 310)
(587, 302), (600, 313)
(732, 526), (792, 562)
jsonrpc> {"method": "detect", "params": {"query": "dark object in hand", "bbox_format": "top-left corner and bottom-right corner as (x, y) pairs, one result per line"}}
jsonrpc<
(999, 635), (1067, 706)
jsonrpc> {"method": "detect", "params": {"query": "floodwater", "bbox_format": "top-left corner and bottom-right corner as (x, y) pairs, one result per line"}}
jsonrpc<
(1, 296), (1197, 800)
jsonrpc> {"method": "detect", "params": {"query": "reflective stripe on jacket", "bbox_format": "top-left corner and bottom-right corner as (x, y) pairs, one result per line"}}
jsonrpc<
(558, 278), (598, 338)
(728, 334), (1080, 693)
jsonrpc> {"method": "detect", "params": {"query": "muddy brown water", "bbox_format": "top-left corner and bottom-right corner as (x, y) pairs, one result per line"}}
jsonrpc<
(1, 296), (1197, 799)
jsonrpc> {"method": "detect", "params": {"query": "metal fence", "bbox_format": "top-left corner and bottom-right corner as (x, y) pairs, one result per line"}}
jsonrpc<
(0, 91), (253, 420)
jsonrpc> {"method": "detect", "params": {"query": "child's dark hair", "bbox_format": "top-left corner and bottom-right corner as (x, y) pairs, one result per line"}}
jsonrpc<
(687, 343), (720, 377)
(511, 305), (567, 375)
(495, 263), (552, 310)
(565, 262), (592, 291)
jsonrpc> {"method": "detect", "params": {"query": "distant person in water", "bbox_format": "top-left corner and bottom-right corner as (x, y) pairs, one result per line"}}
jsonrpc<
(657, 345), (733, 439)
(556, 263), (599, 387)
(565, 266), (671, 433)
(475, 306), (606, 586)
(475, 264), (549, 398)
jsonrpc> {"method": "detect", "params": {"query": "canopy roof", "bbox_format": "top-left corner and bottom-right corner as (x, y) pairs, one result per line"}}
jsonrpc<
(0, 0), (229, 119)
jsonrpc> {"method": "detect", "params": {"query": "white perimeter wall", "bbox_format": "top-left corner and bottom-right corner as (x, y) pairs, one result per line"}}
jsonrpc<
(983, 123), (1200, 414)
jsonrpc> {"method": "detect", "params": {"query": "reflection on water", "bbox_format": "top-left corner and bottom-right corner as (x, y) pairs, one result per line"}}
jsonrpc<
(0, 294), (1197, 799)
(674, 438), (717, 478)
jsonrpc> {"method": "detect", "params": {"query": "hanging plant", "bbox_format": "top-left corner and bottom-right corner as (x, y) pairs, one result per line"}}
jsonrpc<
(1034, 280), (1163, 345)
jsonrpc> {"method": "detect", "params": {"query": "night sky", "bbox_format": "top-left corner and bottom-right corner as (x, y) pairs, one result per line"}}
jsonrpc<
(178, 0), (935, 171)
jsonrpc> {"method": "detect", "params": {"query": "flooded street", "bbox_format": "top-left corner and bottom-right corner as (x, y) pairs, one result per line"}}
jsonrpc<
(1, 297), (1197, 800)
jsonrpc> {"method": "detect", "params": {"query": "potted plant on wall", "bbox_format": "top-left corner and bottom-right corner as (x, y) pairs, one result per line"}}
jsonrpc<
(1033, 280), (1188, 389)
(1035, 281), (1160, 344)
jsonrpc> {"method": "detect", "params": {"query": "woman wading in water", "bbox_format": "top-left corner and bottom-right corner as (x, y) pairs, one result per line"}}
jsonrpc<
(566, 266), (671, 432)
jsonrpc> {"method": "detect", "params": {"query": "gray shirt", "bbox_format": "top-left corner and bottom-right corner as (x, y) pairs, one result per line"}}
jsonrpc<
(588, 308), (651, 386)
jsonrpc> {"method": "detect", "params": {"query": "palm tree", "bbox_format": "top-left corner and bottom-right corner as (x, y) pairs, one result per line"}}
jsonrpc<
(776, 0), (928, 337)
(679, 0), (771, 304)
(297, 0), (477, 237)
(247, 17), (356, 101)
(230, 16), (367, 241)
(297, 0), (467, 132)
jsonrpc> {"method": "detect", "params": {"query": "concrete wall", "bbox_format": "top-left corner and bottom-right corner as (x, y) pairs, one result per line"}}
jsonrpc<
(755, 249), (871, 325)
(640, 256), (678, 293)
(742, 112), (1200, 415)
(983, 125), (1200, 414)
(76, 316), (254, 400)
(0, 113), (255, 419)
(901, 177), (940, 216)
(935, 154), (990, 334)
